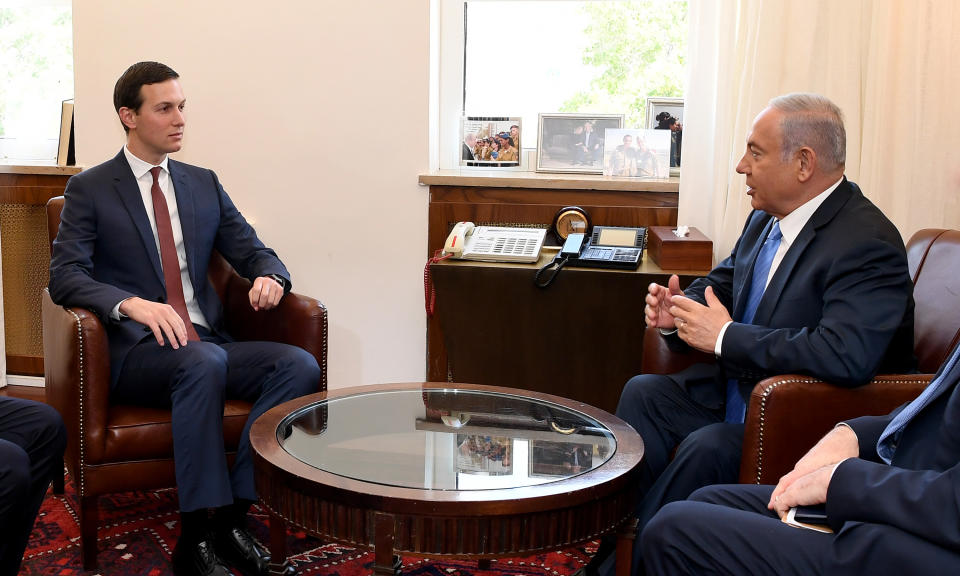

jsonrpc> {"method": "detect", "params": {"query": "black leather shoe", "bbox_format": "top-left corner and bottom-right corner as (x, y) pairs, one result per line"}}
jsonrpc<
(215, 527), (272, 576)
(172, 539), (231, 576)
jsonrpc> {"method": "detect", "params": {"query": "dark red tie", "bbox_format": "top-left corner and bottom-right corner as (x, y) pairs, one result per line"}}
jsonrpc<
(150, 167), (200, 341)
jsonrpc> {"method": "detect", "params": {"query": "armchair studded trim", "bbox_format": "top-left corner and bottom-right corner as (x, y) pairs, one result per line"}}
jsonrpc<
(740, 374), (934, 485)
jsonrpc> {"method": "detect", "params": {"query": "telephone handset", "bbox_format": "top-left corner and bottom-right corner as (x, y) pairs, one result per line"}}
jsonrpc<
(442, 221), (476, 257)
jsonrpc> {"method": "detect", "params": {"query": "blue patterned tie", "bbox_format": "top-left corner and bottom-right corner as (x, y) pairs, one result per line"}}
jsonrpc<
(725, 220), (782, 423)
(876, 342), (960, 463)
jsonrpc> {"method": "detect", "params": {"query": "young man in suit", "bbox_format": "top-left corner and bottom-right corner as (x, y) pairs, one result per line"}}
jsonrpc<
(642, 339), (960, 574)
(0, 397), (66, 575)
(49, 61), (321, 576)
(585, 93), (916, 576)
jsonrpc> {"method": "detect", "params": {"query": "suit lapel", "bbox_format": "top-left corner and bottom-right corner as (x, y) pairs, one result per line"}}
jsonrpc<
(112, 151), (165, 285)
(168, 160), (200, 288)
(751, 179), (855, 325)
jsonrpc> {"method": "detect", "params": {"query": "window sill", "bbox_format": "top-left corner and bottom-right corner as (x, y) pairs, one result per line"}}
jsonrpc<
(0, 163), (83, 176)
(419, 169), (679, 192)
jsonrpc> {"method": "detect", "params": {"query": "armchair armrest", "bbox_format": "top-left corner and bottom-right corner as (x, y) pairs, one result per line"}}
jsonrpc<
(42, 288), (113, 466)
(208, 254), (328, 391)
(739, 374), (933, 485)
(641, 325), (715, 374)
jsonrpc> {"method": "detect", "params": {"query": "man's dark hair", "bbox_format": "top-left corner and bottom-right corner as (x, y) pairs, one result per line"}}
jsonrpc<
(113, 61), (179, 132)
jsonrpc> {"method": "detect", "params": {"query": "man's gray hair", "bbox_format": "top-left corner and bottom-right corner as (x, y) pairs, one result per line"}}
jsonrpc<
(769, 93), (846, 171)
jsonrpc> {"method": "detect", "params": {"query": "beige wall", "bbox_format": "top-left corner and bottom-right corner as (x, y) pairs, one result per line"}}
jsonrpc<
(73, 1), (431, 388)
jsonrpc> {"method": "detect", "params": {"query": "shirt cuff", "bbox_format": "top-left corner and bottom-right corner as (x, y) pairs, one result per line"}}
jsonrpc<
(111, 298), (132, 320)
(714, 320), (733, 356)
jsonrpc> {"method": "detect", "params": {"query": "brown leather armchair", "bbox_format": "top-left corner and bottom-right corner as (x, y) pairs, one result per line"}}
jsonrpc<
(640, 228), (960, 485)
(41, 196), (328, 569)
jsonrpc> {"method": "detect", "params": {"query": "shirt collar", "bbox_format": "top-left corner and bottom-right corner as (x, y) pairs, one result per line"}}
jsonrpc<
(123, 146), (170, 180)
(776, 177), (843, 246)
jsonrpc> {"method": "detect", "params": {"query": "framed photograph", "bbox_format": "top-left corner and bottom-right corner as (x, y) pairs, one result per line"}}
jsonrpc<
(536, 113), (624, 174)
(456, 434), (513, 476)
(645, 97), (684, 173)
(460, 116), (522, 168)
(602, 128), (670, 178)
(529, 440), (594, 477)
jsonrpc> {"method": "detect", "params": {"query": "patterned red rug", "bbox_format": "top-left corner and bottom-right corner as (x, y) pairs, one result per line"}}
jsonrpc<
(22, 474), (596, 575)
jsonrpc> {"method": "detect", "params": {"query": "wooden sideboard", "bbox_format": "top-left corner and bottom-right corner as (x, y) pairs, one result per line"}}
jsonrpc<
(429, 251), (707, 414)
(0, 164), (81, 376)
(421, 170), (689, 396)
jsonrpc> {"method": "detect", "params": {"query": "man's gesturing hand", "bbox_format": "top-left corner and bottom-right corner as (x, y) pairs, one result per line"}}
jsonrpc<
(644, 274), (684, 328)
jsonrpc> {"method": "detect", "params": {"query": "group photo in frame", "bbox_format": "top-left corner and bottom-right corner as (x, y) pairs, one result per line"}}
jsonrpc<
(536, 113), (624, 174)
(602, 128), (671, 178)
(460, 116), (522, 167)
(645, 97), (684, 173)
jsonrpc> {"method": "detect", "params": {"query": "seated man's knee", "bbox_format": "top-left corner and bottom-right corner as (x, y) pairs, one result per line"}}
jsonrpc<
(35, 402), (67, 454)
(617, 374), (674, 415)
(0, 442), (31, 499)
(675, 423), (741, 459)
(642, 500), (697, 551)
(179, 343), (229, 393)
(277, 346), (322, 396)
(689, 484), (730, 504)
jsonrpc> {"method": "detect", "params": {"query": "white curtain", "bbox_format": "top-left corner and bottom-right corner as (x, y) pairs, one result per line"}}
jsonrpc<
(682, 0), (960, 260)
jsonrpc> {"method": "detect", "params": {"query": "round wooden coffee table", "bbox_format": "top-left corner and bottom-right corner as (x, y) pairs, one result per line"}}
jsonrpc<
(251, 382), (643, 576)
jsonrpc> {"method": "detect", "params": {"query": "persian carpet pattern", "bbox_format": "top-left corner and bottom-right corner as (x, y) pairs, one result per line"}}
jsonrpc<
(22, 474), (595, 576)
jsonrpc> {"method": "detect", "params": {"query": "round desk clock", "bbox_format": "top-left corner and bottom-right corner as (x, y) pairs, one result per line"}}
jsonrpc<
(553, 206), (591, 241)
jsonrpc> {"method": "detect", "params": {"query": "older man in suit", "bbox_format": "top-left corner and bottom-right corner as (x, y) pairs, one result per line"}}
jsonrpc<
(49, 61), (321, 576)
(643, 339), (960, 574)
(584, 93), (916, 576)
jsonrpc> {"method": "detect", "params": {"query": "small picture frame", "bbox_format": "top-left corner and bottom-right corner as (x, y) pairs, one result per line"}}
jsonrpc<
(536, 113), (624, 174)
(602, 128), (671, 178)
(460, 116), (522, 168)
(529, 440), (594, 477)
(645, 97), (684, 174)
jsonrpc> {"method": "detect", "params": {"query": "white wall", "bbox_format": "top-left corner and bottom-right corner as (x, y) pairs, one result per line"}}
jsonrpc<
(72, 1), (431, 389)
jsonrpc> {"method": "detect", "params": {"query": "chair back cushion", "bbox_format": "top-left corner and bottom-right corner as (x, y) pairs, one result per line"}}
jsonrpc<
(47, 195), (65, 248)
(907, 229), (960, 373)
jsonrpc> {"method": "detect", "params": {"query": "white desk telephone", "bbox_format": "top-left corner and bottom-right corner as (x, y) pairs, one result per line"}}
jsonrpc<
(442, 221), (546, 263)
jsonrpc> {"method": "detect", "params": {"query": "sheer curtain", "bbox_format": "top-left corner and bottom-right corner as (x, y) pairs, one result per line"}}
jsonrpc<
(681, 0), (960, 260)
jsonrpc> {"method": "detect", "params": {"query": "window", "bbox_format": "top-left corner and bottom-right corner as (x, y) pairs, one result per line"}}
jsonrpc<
(0, 0), (74, 163)
(436, 0), (687, 169)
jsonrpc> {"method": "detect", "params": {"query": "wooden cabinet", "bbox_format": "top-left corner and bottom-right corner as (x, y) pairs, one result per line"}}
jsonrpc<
(429, 254), (706, 413)
(421, 171), (688, 402)
(0, 165), (81, 377)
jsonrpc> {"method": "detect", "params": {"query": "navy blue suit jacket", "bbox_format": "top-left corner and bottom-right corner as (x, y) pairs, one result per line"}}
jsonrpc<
(668, 179), (915, 409)
(49, 150), (290, 386)
(829, 349), (960, 553)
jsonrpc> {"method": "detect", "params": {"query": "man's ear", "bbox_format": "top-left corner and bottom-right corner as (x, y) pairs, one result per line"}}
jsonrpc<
(118, 107), (137, 131)
(797, 147), (816, 182)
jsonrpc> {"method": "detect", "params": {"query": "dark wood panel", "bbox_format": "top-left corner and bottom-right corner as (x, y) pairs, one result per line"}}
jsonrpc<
(0, 186), (68, 205)
(6, 355), (44, 376)
(0, 172), (73, 377)
(0, 173), (72, 187)
(430, 185), (679, 207)
(430, 257), (704, 413)
(425, 183), (682, 385)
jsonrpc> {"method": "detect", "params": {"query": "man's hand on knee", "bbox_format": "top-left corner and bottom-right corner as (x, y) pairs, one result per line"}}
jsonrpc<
(119, 297), (188, 348)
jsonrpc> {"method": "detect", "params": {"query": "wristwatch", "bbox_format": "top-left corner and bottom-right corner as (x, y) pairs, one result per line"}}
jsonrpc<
(268, 274), (288, 291)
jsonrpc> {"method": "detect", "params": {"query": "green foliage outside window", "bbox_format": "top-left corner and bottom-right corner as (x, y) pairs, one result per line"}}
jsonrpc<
(560, 0), (687, 127)
(0, 4), (73, 159)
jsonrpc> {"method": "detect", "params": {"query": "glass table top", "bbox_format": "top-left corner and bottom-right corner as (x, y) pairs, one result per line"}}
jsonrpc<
(277, 388), (617, 491)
